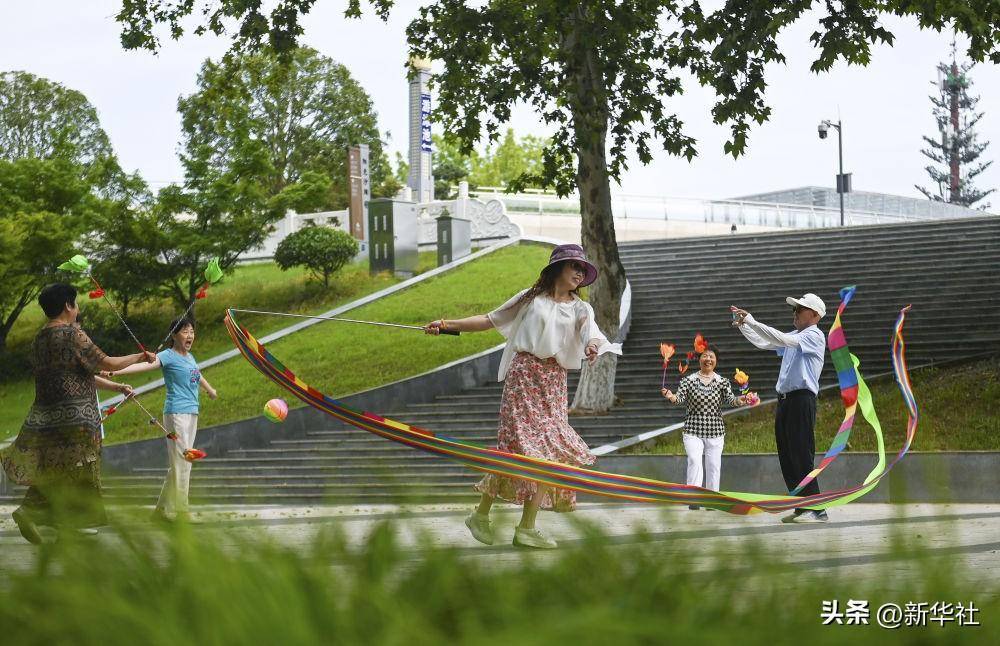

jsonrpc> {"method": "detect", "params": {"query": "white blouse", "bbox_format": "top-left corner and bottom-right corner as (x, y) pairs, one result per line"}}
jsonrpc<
(487, 289), (623, 381)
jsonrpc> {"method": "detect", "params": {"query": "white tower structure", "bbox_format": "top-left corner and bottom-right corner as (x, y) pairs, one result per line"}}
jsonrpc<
(407, 56), (434, 203)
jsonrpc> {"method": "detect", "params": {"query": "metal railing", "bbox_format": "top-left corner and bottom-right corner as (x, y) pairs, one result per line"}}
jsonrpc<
(470, 187), (991, 230)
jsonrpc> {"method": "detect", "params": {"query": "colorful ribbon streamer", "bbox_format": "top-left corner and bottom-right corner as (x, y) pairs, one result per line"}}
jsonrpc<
(789, 285), (858, 494)
(223, 290), (918, 515)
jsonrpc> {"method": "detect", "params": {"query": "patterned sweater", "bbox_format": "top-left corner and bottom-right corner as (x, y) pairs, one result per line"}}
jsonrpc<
(670, 373), (738, 438)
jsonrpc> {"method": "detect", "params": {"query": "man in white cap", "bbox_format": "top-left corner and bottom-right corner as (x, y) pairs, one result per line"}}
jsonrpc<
(730, 294), (828, 523)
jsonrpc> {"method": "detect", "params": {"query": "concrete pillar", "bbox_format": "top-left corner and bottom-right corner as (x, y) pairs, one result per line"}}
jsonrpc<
(407, 56), (435, 204)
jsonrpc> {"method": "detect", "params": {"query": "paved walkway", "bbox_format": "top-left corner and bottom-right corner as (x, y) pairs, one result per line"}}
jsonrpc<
(2, 503), (999, 587)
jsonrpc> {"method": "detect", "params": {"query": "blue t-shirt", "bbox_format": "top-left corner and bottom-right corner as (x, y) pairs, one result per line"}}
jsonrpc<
(158, 348), (202, 414)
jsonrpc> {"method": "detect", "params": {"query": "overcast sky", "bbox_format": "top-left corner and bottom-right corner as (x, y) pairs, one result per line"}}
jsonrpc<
(4, 1), (1000, 204)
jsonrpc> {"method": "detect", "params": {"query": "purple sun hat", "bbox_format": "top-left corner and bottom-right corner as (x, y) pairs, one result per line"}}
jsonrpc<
(546, 244), (598, 287)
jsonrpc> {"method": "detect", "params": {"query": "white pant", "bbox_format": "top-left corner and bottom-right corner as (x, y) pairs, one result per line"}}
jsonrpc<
(157, 413), (198, 515)
(682, 433), (725, 491)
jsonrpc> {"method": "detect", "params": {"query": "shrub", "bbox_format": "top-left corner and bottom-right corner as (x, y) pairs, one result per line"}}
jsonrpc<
(274, 226), (359, 288)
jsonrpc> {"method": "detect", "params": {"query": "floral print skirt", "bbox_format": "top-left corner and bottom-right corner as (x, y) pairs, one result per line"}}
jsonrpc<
(475, 352), (596, 512)
(1, 424), (106, 528)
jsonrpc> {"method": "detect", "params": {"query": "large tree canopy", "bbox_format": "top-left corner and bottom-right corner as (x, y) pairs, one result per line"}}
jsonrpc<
(0, 158), (101, 359)
(0, 71), (114, 167)
(116, 1), (393, 54)
(178, 46), (395, 211)
(141, 45), (399, 317)
(0, 73), (126, 362)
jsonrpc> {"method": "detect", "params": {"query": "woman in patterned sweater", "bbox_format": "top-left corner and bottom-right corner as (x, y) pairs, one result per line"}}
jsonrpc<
(662, 345), (749, 509)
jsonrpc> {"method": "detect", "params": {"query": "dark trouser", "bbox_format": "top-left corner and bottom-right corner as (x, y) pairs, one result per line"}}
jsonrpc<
(774, 389), (819, 507)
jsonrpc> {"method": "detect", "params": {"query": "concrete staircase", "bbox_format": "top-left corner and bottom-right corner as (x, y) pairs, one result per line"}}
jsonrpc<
(7, 217), (998, 506)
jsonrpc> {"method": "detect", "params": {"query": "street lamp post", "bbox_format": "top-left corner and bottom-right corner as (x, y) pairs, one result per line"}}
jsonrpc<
(818, 119), (850, 226)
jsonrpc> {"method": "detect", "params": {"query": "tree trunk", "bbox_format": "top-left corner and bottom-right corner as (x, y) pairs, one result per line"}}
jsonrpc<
(0, 291), (34, 354)
(564, 6), (628, 414)
(0, 319), (13, 355)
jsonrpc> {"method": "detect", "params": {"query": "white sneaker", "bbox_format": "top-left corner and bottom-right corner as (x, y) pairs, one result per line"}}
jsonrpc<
(512, 526), (558, 549)
(464, 511), (495, 545)
(784, 510), (829, 524)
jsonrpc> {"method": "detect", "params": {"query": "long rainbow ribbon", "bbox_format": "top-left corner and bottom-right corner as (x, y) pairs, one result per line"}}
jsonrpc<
(223, 291), (918, 515)
(789, 285), (858, 494)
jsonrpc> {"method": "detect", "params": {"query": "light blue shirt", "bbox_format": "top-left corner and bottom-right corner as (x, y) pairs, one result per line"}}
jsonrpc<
(158, 348), (202, 415)
(739, 315), (826, 395)
(774, 327), (826, 394)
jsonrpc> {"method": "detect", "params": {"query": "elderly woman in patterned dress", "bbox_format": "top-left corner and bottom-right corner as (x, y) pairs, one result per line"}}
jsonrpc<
(1, 283), (154, 544)
(662, 345), (749, 509)
(424, 244), (621, 549)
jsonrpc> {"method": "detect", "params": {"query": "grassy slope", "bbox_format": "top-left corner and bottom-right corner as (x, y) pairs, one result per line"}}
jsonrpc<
(95, 243), (549, 443)
(628, 357), (1000, 454)
(2, 261), (403, 437)
(1, 249), (443, 441)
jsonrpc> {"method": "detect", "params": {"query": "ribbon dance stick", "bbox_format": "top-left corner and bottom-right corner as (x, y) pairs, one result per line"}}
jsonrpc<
(58, 255), (147, 352)
(659, 343), (675, 389)
(229, 308), (461, 336)
(153, 258), (225, 352)
(60, 255), (206, 462)
(101, 391), (206, 461)
(127, 394), (207, 462)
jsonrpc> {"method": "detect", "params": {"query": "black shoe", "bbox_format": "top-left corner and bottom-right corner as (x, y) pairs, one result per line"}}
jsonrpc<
(688, 505), (701, 511)
(12, 508), (42, 545)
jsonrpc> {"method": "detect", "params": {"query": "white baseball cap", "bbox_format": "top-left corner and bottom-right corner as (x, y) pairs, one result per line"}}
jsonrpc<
(785, 293), (826, 318)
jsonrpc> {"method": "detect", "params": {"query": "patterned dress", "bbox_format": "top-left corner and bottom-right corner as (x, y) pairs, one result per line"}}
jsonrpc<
(475, 290), (619, 512)
(475, 352), (597, 511)
(1, 325), (109, 527)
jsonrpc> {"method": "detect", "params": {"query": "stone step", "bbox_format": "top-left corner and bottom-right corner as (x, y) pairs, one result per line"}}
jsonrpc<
(618, 220), (999, 255)
(131, 462), (473, 475)
(627, 304), (998, 328)
(107, 472), (482, 486)
(629, 276), (997, 301)
(99, 491), (474, 504)
(618, 218), (1000, 250)
(621, 240), (996, 270)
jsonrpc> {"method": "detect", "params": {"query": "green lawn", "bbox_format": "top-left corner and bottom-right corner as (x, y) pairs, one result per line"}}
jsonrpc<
(19, 243), (549, 444)
(0, 248), (484, 442)
(627, 357), (1000, 454)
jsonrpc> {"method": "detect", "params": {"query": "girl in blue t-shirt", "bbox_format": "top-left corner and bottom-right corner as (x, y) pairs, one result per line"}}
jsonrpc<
(108, 316), (217, 521)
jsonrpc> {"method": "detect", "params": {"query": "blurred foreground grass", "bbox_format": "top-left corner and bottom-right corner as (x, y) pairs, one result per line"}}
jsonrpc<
(0, 511), (995, 645)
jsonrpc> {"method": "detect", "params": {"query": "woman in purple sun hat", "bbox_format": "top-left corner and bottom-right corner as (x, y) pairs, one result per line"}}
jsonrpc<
(424, 244), (621, 549)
